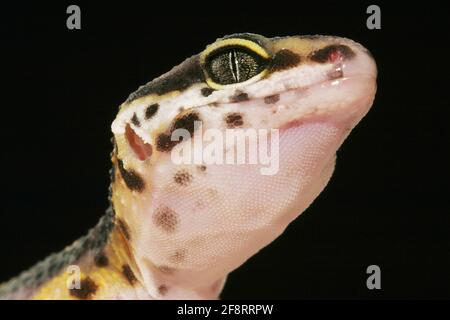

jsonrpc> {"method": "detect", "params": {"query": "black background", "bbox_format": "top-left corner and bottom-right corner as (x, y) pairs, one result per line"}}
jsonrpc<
(0, 1), (449, 299)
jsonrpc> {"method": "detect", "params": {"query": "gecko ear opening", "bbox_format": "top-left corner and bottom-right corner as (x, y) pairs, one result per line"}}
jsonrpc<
(125, 124), (153, 161)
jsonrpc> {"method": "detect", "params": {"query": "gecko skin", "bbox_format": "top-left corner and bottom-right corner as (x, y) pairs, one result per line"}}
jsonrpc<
(0, 33), (377, 300)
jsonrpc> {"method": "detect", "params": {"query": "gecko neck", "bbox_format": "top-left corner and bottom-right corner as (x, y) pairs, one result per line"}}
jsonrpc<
(109, 147), (227, 299)
(111, 196), (226, 300)
(2, 162), (224, 300)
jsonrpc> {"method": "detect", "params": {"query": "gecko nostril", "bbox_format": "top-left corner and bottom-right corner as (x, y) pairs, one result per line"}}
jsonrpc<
(310, 44), (355, 63)
(328, 50), (342, 63)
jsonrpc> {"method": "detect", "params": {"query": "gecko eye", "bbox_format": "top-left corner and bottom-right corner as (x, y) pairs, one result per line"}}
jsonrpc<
(201, 38), (270, 89)
(205, 46), (268, 85)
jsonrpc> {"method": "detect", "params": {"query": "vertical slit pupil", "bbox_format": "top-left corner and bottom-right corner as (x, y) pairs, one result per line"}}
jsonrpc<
(230, 49), (239, 82)
(207, 45), (269, 85)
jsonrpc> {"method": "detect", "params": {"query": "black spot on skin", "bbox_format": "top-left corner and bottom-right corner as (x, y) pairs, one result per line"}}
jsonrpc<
(197, 165), (207, 172)
(230, 91), (249, 103)
(116, 218), (131, 241)
(126, 55), (205, 103)
(145, 103), (159, 120)
(69, 277), (98, 300)
(117, 159), (145, 192)
(122, 264), (137, 285)
(173, 112), (201, 133)
(264, 94), (280, 104)
(131, 113), (140, 127)
(201, 87), (215, 97)
(270, 49), (301, 72)
(158, 285), (169, 295)
(156, 133), (174, 153)
(225, 113), (244, 128)
(94, 252), (109, 267)
(174, 170), (193, 186)
(153, 206), (178, 233)
(170, 250), (186, 263)
(156, 112), (201, 152)
(310, 45), (355, 63)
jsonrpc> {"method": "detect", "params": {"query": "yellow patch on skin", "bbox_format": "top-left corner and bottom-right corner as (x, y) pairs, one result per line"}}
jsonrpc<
(201, 38), (270, 61)
(31, 225), (142, 300)
(111, 164), (146, 243)
(271, 36), (338, 59)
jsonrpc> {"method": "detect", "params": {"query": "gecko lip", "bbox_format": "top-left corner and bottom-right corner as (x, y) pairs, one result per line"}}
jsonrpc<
(277, 73), (377, 132)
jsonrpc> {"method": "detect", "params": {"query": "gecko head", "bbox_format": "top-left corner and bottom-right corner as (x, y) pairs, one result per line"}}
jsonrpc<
(110, 34), (377, 290)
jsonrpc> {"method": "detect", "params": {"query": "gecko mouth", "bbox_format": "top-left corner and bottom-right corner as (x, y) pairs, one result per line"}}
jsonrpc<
(278, 74), (377, 131)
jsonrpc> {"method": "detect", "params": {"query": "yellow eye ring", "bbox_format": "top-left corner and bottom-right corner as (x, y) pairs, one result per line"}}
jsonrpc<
(200, 38), (271, 90)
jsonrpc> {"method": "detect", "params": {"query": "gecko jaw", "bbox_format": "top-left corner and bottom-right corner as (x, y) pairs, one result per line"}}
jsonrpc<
(279, 74), (377, 131)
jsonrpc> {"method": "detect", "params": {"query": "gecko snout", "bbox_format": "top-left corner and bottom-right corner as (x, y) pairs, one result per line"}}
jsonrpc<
(336, 39), (378, 80)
